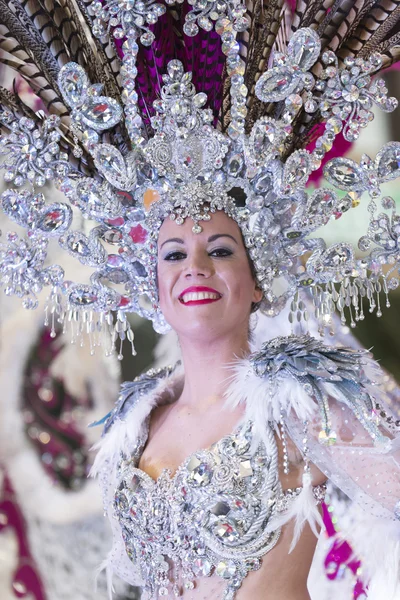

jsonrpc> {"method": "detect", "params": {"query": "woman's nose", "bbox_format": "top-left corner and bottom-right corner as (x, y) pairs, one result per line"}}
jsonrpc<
(184, 251), (214, 278)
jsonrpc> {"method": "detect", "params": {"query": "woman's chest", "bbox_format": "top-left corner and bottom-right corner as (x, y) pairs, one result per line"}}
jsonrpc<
(137, 402), (247, 481)
(115, 421), (285, 598)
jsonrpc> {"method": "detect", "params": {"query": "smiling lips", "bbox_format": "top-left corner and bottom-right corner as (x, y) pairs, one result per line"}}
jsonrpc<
(179, 286), (222, 305)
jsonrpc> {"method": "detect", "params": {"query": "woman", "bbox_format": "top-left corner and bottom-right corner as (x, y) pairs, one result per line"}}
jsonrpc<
(138, 210), (326, 599)
(0, 1), (400, 599)
(92, 206), (400, 600)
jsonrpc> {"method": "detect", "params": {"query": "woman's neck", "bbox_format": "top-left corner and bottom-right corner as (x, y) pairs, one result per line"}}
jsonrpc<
(177, 330), (250, 410)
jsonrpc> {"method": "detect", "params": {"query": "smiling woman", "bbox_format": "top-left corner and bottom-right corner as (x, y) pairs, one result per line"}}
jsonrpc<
(5, 0), (400, 598)
(92, 201), (400, 600)
(157, 212), (262, 343)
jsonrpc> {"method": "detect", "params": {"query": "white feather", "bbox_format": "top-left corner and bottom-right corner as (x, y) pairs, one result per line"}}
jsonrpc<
(224, 359), (317, 446)
(90, 367), (184, 477)
(268, 472), (323, 553)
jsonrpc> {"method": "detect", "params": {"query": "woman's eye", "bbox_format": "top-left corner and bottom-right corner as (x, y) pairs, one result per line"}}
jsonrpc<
(209, 247), (233, 257)
(163, 251), (187, 261)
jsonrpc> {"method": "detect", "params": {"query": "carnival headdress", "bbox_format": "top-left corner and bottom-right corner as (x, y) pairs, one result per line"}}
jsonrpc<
(1, 0), (400, 355)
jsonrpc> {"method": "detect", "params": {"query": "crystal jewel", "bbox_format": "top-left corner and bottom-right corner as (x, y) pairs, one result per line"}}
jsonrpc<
(287, 28), (321, 70)
(21, 144), (38, 161)
(58, 63), (89, 107)
(187, 456), (213, 486)
(37, 204), (72, 235)
(192, 557), (212, 576)
(324, 158), (364, 189)
(216, 560), (237, 579)
(213, 519), (240, 543)
(376, 142), (400, 181)
(69, 286), (99, 306)
(80, 98), (123, 131)
(255, 66), (300, 102)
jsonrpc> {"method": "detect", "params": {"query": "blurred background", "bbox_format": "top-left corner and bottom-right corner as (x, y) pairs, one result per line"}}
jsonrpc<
(0, 54), (399, 600)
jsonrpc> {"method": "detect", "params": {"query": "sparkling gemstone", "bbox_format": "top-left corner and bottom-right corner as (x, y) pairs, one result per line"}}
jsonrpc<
(323, 245), (353, 267)
(251, 119), (280, 156)
(21, 144), (38, 161)
(68, 237), (90, 256)
(183, 21), (199, 36)
(193, 557), (212, 576)
(198, 16), (212, 31)
(103, 229), (123, 244)
(38, 207), (70, 233)
(253, 171), (273, 193)
(193, 93), (207, 108)
(60, 66), (88, 106)
(94, 146), (126, 180)
(233, 16), (250, 31)
(81, 99), (122, 130)
(215, 18), (231, 36)
(307, 189), (337, 222)
(210, 501), (230, 517)
(212, 519), (240, 543)
(216, 560), (237, 579)
(285, 93), (302, 112)
(342, 84), (360, 102)
(77, 181), (103, 208)
(284, 151), (311, 188)
(377, 143), (400, 180)
(129, 224), (148, 244)
(187, 456), (213, 486)
(239, 459), (253, 478)
(107, 254), (124, 268)
(227, 152), (244, 176)
(255, 66), (300, 102)
(69, 287), (98, 306)
(324, 159), (363, 188)
(287, 28), (321, 70)
(140, 31), (155, 46)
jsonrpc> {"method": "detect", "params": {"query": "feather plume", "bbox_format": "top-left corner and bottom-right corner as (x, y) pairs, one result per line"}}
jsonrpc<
(90, 367), (183, 477)
(268, 471), (323, 552)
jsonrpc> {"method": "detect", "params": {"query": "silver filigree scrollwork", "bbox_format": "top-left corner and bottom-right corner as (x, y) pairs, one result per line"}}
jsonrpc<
(309, 52), (398, 142)
(88, 0), (168, 46)
(255, 28), (321, 104)
(114, 420), (283, 599)
(58, 63), (123, 141)
(0, 230), (64, 309)
(0, 113), (69, 188)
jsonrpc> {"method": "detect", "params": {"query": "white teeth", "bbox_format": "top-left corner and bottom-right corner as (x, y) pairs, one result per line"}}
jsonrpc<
(181, 291), (220, 303)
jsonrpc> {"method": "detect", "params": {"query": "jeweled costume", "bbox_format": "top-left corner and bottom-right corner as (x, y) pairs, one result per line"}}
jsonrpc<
(1, 0), (400, 598)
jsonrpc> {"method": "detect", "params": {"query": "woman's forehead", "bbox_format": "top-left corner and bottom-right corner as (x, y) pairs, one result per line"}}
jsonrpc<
(157, 211), (241, 245)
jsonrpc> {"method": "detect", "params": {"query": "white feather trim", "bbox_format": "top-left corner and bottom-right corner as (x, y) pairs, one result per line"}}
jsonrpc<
(224, 359), (316, 445)
(268, 472), (323, 553)
(90, 367), (184, 478)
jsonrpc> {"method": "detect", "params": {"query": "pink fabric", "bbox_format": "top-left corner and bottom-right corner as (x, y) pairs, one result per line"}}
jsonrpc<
(322, 502), (366, 599)
(0, 472), (46, 600)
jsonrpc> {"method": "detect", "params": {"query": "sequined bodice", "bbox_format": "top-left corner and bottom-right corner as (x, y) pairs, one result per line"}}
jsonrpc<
(114, 420), (290, 600)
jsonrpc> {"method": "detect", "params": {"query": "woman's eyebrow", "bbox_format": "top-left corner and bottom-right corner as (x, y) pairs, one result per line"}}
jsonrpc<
(208, 233), (238, 244)
(160, 237), (184, 249)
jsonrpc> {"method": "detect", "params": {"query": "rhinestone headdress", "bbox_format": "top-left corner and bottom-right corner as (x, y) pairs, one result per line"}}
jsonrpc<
(1, 1), (400, 353)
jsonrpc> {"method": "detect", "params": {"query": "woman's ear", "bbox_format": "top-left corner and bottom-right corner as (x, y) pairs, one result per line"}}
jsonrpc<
(253, 285), (263, 304)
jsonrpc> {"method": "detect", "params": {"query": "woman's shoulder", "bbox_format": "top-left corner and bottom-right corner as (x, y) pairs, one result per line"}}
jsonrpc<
(102, 363), (178, 435)
(90, 363), (182, 477)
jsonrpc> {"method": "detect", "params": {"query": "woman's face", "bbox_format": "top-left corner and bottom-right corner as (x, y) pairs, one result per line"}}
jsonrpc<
(157, 210), (263, 340)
